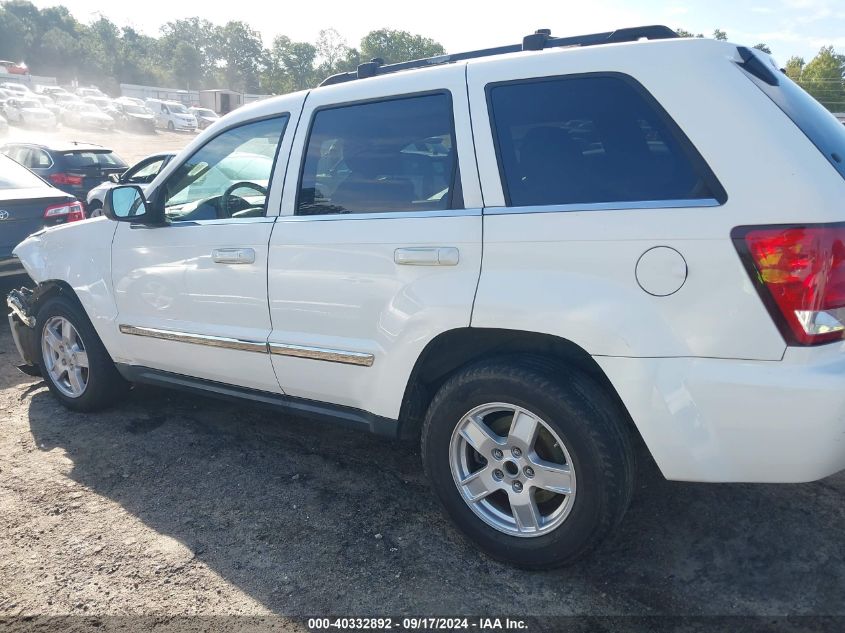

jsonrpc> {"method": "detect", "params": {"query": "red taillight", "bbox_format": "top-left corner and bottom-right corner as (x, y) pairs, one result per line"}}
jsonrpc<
(44, 201), (85, 223)
(735, 224), (845, 345)
(49, 173), (84, 186)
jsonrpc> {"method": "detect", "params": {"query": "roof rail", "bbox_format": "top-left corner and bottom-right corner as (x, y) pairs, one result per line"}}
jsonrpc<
(320, 25), (678, 87)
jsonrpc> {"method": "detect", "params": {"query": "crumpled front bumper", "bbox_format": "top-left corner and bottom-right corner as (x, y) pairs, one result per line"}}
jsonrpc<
(7, 287), (41, 376)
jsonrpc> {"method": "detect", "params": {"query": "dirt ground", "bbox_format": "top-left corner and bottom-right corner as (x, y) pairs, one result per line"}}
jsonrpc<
(1, 270), (845, 625)
(1, 123), (845, 628)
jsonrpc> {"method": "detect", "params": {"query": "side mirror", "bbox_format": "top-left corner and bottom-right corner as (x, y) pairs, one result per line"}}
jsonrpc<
(103, 185), (167, 226)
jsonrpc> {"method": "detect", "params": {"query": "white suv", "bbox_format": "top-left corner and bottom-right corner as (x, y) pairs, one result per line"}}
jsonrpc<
(8, 26), (845, 569)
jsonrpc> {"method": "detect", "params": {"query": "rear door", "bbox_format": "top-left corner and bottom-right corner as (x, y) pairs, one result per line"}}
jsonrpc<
(267, 64), (483, 420)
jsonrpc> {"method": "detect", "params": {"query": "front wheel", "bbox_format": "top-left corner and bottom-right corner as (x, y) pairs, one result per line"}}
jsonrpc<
(36, 294), (129, 411)
(421, 358), (635, 569)
(87, 201), (103, 217)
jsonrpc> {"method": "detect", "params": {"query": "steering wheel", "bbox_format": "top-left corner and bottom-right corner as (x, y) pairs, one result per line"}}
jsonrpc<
(221, 181), (268, 218)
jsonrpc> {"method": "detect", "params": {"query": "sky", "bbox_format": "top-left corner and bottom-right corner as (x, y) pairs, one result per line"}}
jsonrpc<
(29, 0), (845, 64)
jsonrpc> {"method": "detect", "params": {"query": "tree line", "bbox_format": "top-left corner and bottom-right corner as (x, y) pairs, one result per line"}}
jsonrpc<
(1, 2), (842, 112)
(678, 28), (844, 112)
(0, 0), (444, 94)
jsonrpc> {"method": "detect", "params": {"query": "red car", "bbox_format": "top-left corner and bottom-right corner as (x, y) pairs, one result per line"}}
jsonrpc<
(0, 61), (29, 76)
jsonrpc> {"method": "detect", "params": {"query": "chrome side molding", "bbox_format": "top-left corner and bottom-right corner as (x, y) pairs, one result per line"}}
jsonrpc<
(118, 325), (267, 354)
(268, 342), (375, 367)
(118, 324), (375, 367)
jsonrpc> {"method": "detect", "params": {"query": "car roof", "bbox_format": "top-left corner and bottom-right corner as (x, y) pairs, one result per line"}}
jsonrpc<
(3, 141), (110, 153)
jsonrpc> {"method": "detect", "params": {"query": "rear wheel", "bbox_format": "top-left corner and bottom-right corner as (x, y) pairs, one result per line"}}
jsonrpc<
(36, 295), (128, 411)
(421, 357), (634, 569)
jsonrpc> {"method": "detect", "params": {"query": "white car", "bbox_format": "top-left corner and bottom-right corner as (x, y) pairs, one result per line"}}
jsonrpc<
(61, 102), (115, 130)
(86, 151), (177, 216)
(8, 27), (845, 569)
(2, 97), (57, 128)
(0, 81), (32, 96)
(145, 98), (197, 132)
(189, 106), (220, 130)
(32, 93), (61, 119)
(0, 113), (8, 135)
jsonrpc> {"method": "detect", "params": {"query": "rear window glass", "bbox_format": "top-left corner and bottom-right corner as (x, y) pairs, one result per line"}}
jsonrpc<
(740, 64), (845, 182)
(0, 154), (46, 189)
(488, 74), (724, 208)
(61, 151), (127, 170)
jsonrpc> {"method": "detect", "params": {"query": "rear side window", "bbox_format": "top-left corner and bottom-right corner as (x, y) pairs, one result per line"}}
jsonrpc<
(61, 151), (127, 170)
(297, 92), (459, 216)
(487, 74), (725, 208)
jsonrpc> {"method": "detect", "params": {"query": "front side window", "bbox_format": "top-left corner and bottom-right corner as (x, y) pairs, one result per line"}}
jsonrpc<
(124, 157), (168, 184)
(297, 93), (459, 216)
(162, 116), (288, 222)
(488, 74), (724, 208)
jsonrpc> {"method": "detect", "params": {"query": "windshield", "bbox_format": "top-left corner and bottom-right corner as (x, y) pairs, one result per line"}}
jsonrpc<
(168, 103), (188, 114)
(79, 104), (100, 113)
(124, 105), (147, 114)
(0, 154), (46, 189)
(19, 100), (41, 109)
(194, 108), (216, 117)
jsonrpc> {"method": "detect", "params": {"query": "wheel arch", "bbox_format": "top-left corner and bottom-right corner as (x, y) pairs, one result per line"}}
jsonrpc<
(398, 328), (638, 441)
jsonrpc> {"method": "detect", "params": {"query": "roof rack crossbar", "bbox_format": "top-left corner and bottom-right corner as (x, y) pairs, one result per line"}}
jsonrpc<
(319, 25), (678, 87)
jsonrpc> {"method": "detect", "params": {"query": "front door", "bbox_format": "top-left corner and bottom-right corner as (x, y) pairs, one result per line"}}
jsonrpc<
(267, 65), (484, 421)
(110, 100), (303, 392)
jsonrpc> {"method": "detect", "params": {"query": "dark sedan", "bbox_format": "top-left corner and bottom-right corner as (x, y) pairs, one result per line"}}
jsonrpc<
(113, 102), (156, 133)
(0, 153), (84, 272)
(0, 142), (127, 208)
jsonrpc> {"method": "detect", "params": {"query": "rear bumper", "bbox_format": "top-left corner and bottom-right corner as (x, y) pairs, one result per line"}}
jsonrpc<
(597, 348), (845, 483)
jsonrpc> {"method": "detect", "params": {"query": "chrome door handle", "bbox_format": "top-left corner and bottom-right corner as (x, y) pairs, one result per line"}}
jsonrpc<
(212, 247), (255, 264)
(394, 247), (460, 266)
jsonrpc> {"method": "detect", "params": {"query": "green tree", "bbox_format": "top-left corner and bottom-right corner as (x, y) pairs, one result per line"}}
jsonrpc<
(159, 17), (220, 88)
(800, 46), (845, 112)
(315, 28), (359, 79)
(0, 7), (28, 60)
(219, 21), (266, 92)
(713, 29), (727, 41)
(784, 56), (805, 82)
(360, 28), (444, 64)
(752, 43), (772, 54)
(266, 35), (317, 92)
(675, 28), (704, 38)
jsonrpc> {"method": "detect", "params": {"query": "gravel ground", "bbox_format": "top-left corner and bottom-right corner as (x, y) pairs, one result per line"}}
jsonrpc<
(1, 123), (845, 627)
(1, 270), (845, 623)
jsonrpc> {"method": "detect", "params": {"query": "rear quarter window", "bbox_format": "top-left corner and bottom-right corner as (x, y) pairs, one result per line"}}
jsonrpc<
(487, 73), (726, 208)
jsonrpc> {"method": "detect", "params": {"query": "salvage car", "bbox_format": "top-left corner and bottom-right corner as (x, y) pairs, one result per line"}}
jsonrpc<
(61, 102), (115, 131)
(86, 151), (176, 216)
(2, 97), (57, 128)
(0, 153), (84, 270)
(189, 106), (220, 130)
(7, 27), (845, 569)
(1, 142), (127, 203)
(112, 102), (156, 133)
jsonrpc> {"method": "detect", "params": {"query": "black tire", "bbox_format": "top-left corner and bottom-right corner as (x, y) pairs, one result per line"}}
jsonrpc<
(35, 294), (129, 412)
(167, 121), (175, 131)
(86, 201), (102, 218)
(421, 356), (635, 569)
